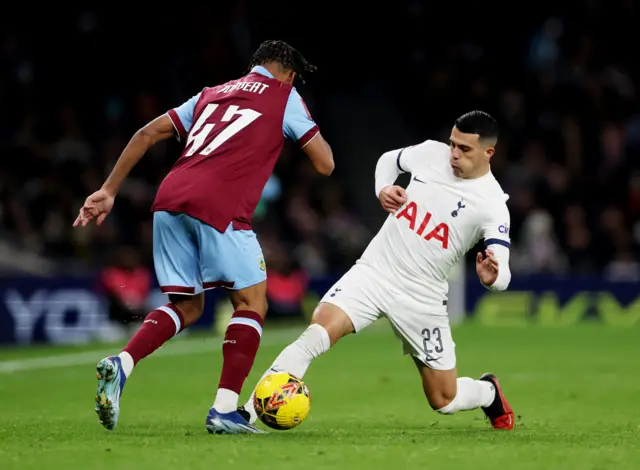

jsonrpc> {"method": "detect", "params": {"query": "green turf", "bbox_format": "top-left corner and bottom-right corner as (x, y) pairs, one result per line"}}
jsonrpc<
(0, 321), (638, 470)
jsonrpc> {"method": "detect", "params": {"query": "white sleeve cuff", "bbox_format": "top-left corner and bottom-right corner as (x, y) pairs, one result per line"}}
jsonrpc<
(482, 243), (511, 291)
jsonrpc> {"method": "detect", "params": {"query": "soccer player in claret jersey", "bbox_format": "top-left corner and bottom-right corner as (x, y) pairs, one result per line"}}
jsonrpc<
(73, 40), (334, 434)
(241, 111), (515, 430)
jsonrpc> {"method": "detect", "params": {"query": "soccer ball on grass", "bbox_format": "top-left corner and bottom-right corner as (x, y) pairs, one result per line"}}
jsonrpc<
(253, 372), (310, 430)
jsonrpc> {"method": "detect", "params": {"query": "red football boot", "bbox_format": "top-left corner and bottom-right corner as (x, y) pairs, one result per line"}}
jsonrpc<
(479, 373), (515, 430)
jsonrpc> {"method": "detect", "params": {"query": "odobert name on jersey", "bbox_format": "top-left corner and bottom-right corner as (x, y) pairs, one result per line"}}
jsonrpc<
(218, 81), (269, 95)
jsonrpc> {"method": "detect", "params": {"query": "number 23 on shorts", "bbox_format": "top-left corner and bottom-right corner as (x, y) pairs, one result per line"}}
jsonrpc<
(422, 327), (444, 359)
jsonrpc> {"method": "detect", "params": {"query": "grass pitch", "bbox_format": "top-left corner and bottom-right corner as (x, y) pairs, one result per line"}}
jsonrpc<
(0, 321), (638, 470)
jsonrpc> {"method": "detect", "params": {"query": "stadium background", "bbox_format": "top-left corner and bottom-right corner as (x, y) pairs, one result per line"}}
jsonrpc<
(2, 4), (640, 470)
(2, 0), (640, 345)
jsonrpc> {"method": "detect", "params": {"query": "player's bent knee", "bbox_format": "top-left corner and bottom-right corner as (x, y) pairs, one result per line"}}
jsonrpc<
(229, 281), (268, 317)
(311, 302), (355, 346)
(424, 380), (457, 411)
(415, 362), (457, 411)
(427, 390), (457, 412)
(169, 293), (205, 326)
(425, 379), (457, 409)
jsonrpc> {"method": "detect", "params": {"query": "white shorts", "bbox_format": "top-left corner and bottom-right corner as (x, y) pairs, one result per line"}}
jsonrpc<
(320, 262), (456, 370)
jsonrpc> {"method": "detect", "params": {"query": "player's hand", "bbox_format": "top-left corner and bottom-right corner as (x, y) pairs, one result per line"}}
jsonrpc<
(476, 249), (499, 286)
(73, 188), (115, 227)
(379, 185), (407, 213)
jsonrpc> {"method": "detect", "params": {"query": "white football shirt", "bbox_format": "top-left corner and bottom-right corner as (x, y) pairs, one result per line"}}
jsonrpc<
(359, 139), (511, 313)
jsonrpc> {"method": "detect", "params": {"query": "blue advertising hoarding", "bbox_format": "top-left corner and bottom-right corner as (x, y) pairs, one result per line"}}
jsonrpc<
(466, 276), (640, 327)
(0, 274), (638, 345)
(0, 276), (223, 345)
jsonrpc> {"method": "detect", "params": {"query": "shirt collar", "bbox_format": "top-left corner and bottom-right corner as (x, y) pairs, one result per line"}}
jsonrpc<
(250, 65), (274, 78)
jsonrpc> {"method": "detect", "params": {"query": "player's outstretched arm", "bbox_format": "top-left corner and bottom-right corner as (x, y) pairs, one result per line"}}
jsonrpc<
(102, 114), (175, 195)
(73, 114), (175, 227)
(302, 133), (334, 175)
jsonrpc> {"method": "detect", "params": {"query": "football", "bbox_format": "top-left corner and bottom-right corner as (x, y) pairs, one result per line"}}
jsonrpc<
(253, 372), (311, 430)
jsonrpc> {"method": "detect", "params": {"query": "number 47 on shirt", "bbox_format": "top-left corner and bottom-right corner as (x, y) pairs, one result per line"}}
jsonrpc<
(185, 103), (261, 157)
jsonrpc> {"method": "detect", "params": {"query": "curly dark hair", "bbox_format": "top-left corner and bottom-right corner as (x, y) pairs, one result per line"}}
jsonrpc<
(249, 40), (317, 83)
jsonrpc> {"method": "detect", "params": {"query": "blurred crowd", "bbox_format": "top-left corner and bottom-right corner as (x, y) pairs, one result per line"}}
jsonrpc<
(1, 1), (640, 282)
(0, 6), (372, 282)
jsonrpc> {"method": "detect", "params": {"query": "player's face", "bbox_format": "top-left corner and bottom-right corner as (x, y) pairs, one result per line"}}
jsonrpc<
(449, 127), (495, 178)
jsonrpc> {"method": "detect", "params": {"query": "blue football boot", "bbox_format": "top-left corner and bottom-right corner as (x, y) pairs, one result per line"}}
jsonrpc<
(205, 407), (265, 434)
(95, 356), (126, 430)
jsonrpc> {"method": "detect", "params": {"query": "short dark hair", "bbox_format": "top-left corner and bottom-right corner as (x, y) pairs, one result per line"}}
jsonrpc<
(249, 40), (317, 83)
(454, 110), (499, 143)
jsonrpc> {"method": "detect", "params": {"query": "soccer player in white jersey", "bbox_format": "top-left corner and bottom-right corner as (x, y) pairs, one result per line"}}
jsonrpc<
(240, 110), (515, 430)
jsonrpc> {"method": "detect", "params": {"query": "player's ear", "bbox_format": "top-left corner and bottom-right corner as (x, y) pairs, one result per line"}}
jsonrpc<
(287, 70), (296, 85)
(485, 146), (495, 161)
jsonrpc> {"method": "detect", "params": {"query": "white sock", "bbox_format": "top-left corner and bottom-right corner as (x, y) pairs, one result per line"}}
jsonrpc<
(436, 377), (496, 414)
(213, 388), (240, 413)
(243, 324), (331, 422)
(118, 352), (134, 378)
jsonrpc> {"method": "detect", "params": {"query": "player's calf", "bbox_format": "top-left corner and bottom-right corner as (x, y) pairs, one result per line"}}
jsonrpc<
(414, 361), (458, 411)
(119, 297), (200, 377)
(228, 281), (268, 317)
(414, 360), (496, 415)
(211, 281), (269, 417)
(169, 293), (205, 325)
(262, 301), (355, 381)
(432, 377), (495, 415)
